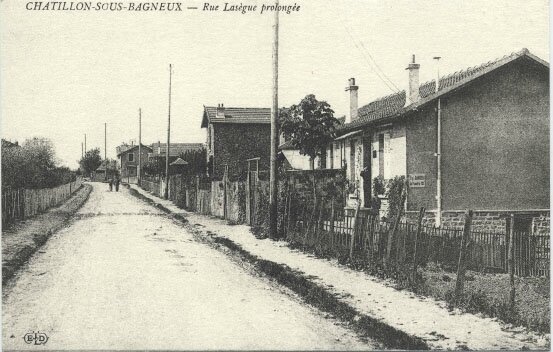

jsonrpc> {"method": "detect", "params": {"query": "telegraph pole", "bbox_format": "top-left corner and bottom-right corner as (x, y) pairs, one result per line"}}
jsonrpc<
(81, 142), (84, 159)
(104, 122), (107, 180)
(138, 108), (142, 186)
(269, 2), (279, 239)
(164, 64), (172, 200)
(84, 134), (87, 154)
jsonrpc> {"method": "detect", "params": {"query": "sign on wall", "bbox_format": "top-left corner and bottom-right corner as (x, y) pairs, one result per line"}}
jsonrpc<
(409, 174), (426, 188)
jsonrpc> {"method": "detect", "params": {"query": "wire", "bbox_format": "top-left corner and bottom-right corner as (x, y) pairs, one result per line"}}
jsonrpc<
(340, 16), (419, 105)
(340, 18), (400, 95)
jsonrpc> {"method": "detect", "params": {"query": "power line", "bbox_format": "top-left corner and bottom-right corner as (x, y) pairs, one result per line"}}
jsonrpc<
(339, 18), (421, 105)
(340, 19), (400, 95)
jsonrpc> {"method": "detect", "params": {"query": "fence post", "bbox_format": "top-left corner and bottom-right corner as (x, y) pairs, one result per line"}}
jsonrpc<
(455, 209), (473, 304)
(330, 201), (335, 246)
(349, 202), (360, 260)
(412, 207), (425, 280)
(385, 187), (407, 267)
(508, 214), (516, 309)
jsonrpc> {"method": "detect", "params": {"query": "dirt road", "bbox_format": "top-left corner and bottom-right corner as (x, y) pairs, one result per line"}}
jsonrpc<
(2, 183), (376, 350)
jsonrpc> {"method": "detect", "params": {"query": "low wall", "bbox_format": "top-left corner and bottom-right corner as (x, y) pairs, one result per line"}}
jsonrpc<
(406, 210), (550, 235)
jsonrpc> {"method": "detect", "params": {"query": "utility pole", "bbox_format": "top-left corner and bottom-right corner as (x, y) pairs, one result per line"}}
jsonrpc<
(434, 56), (442, 227)
(269, 2), (279, 239)
(138, 108), (142, 186)
(164, 64), (172, 200)
(104, 122), (107, 180)
(84, 134), (87, 154)
(81, 142), (84, 159)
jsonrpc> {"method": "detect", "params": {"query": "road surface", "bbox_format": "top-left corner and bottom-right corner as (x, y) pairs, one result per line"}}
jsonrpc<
(3, 183), (376, 350)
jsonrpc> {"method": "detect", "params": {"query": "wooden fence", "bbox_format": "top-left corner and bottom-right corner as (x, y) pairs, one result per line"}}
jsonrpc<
(284, 202), (550, 277)
(2, 177), (83, 227)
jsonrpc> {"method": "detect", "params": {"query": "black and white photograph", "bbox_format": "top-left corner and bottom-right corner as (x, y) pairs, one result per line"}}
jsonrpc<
(0, 0), (550, 350)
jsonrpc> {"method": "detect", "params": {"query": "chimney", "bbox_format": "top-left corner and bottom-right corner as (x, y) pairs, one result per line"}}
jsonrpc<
(216, 103), (225, 118)
(405, 54), (420, 105)
(345, 78), (359, 124)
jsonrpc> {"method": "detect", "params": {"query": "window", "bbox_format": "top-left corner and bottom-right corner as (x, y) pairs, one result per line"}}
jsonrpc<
(128, 153), (134, 162)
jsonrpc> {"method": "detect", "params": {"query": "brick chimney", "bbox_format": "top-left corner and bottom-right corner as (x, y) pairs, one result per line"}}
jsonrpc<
(345, 78), (359, 124)
(216, 103), (225, 118)
(405, 55), (420, 105)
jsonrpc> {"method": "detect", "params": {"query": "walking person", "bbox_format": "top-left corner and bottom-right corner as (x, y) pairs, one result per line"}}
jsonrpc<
(108, 176), (113, 192)
(115, 175), (121, 192)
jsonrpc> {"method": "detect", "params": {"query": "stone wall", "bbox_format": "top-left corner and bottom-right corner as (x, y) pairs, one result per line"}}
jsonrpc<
(405, 210), (550, 234)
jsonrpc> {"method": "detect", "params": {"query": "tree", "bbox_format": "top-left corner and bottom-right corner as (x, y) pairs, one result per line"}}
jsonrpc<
(279, 94), (340, 169)
(79, 148), (102, 177)
(142, 155), (165, 178)
(2, 137), (75, 189)
(179, 149), (207, 176)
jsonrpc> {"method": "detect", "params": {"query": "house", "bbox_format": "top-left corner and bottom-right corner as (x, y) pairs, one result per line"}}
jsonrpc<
(150, 142), (204, 160)
(329, 48), (549, 233)
(279, 140), (324, 170)
(201, 105), (271, 179)
(92, 160), (118, 182)
(116, 143), (152, 184)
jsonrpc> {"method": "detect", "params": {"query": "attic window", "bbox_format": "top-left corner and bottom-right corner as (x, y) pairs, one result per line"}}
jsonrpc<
(128, 153), (134, 162)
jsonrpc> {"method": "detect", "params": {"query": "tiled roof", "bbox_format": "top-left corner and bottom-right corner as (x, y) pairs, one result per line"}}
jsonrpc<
(340, 48), (548, 133)
(116, 144), (152, 157)
(202, 106), (271, 127)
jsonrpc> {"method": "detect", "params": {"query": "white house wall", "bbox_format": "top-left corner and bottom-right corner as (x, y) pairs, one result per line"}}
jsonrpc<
(282, 150), (320, 170)
(388, 124), (406, 179)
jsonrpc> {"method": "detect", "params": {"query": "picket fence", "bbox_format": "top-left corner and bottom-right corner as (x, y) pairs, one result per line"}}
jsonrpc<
(2, 177), (83, 226)
(285, 204), (550, 277)
(141, 174), (549, 277)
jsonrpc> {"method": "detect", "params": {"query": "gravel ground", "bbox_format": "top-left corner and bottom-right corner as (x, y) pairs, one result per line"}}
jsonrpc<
(2, 183), (376, 350)
(128, 184), (551, 350)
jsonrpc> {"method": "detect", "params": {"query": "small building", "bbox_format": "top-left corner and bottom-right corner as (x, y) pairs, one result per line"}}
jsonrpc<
(117, 144), (152, 184)
(150, 142), (204, 160)
(92, 160), (118, 182)
(201, 105), (271, 179)
(279, 140), (323, 170)
(329, 48), (549, 233)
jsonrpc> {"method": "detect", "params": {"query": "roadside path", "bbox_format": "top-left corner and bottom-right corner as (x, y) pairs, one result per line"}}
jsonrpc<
(2, 183), (375, 350)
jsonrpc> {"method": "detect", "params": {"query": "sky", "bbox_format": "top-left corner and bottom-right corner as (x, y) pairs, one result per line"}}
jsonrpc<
(1, 0), (549, 168)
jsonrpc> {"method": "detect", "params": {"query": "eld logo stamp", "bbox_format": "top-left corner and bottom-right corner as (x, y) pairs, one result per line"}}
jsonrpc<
(23, 331), (49, 345)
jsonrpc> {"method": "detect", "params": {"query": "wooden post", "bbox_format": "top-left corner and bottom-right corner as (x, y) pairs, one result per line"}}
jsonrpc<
(164, 64), (172, 200)
(455, 210), (473, 304)
(385, 188), (407, 267)
(349, 202), (360, 260)
(330, 201), (335, 246)
(268, 1), (279, 239)
(508, 214), (516, 309)
(412, 207), (425, 279)
(138, 108), (142, 186)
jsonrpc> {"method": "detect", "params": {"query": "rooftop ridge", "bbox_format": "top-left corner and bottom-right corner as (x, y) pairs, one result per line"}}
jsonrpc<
(352, 48), (539, 127)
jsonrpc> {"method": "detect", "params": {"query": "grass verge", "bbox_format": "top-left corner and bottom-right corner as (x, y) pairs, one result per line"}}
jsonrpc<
(2, 184), (92, 285)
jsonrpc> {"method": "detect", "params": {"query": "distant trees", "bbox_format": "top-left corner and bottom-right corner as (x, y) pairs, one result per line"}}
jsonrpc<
(279, 94), (340, 169)
(79, 148), (102, 177)
(142, 149), (207, 179)
(2, 137), (76, 189)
